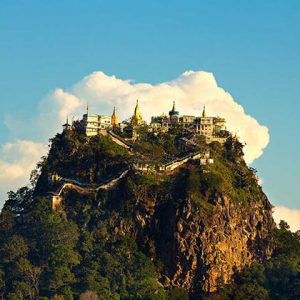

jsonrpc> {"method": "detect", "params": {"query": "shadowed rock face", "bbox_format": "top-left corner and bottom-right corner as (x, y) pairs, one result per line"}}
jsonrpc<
(108, 184), (274, 294)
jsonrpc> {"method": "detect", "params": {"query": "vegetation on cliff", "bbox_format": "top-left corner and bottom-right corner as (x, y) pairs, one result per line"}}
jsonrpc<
(0, 130), (298, 299)
(219, 221), (300, 300)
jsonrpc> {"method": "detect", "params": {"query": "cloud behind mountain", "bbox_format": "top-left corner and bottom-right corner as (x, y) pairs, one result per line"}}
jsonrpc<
(45, 70), (270, 164)
(273, 206), (300, 232)
(1, 70), (270, 208)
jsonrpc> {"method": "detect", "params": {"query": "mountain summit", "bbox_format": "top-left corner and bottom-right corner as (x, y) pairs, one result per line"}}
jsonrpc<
(1, 117), (299, 299)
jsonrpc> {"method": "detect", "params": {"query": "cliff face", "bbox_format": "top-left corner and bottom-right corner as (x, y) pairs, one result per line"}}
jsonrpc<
(164, 196), (272, 293)
(109, 181), (274, 294)
(36, 132), (275, 297)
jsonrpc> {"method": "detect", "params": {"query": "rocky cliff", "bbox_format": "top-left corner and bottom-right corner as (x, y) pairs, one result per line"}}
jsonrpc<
(0, 130), (275, 299)
(49, 131), (275, 297)
(97, 171), (274, 295)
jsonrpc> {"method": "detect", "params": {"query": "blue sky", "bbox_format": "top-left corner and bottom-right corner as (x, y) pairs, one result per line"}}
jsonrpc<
(0, 1), (299, 213)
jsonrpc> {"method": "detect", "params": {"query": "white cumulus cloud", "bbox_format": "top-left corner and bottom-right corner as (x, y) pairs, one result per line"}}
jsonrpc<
(273, 206), (300, 232)
(68, 70), (269, 163)
(1, 70), (270, 208)
(0, 140), (48, 206)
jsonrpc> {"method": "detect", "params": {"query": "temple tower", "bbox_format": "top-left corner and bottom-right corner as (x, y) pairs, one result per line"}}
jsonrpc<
(131, 100), (143, 126)
(62, 116), (72, 131)
(111, 106), (119, 126)
(169, 101), (179, 117)
(202, 105), (206, 117)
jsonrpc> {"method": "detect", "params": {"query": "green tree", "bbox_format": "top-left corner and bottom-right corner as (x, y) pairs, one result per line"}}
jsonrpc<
(37, 213), (80, 296)
(0, 235), (33, 299)
(168, 287), (189, 300)
(232, 282), (269, 300)
(14, 258), (42, 299)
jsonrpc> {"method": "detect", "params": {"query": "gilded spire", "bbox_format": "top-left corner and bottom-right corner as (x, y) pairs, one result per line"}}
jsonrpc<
(134, 100), (141, 117)
(202, 105), (206, 117)
(131, 99), (143, 125)
(111, 106), (119, 126)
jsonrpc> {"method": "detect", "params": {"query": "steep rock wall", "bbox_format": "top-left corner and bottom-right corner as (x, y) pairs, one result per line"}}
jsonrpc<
(112, 191), (274, 294)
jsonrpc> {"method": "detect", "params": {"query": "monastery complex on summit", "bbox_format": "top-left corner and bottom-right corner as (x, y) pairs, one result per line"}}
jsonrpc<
(63, 100), (229, 144)
(52, 101), (231, 208)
